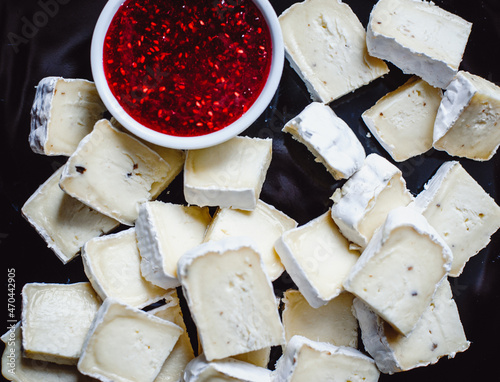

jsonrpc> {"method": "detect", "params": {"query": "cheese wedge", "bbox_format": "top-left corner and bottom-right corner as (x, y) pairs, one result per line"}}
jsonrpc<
(282, 289), (358, 348)
(21, 166), (119, 264)
(136, 201), (211, 289)
(82, 228), (167, 309)
(411, 161), (500, 276)
(203, 200), (296, 281)
(344, 207), (452, 335)
(273, 335), (380, 382)
(78, 298), (182, 382)
(184, 136), (272, 210)
(331, 153), (414, 249)
(279, 0), (389, 103)
(275, 211), (360, 308)
(282, 102), (365, 179)
(362, 77), (442, 162)
(433, 71), (500, 160)
(21, 282), (101, 365)
(29, 77), (106, 156)
(177, 237), (285, 361)
(59, 119), (181, 225)
(366, 0), (472, 88)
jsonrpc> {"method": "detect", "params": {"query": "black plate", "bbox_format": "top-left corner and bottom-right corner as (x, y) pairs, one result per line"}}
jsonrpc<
(1, 0), (499, 381)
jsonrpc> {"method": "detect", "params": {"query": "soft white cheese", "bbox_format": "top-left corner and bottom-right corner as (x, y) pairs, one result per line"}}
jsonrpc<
(366, 0), (472, 88)
(279, 0), (389, 103)
(433, 71), (500, 160)
(362, 77), (442, 162)
(282, 102), (365, 179)
(184, 136), (272, 211)
(29, 77), (106, 156)
(344, 207), (452, 335)
(136, 201), (211, 289)
(21, 166), (119, 264)
(410, 161), (500, 276)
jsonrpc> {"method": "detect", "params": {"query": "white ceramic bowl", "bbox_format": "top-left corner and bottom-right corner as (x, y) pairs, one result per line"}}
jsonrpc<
(91, 0), (284, 150)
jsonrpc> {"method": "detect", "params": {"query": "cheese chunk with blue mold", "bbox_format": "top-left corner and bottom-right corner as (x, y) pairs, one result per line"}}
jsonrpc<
(282, 102), (365, 180)
(274, 211), (360, 309)
(410, 161), (500, 276)
(77, 298), (183, 382)
(366, 0), (472, 88)
(273, 335), (380, 382)
(344, 207), (452, 336)
(136, 201), (212, 289)
(279, 0), (389, 104)
(177, 237), (285, 361)
(21, 282), (101, 365)
(353, 279), (470, 374)
(433, 71), (500, 160)
(184, 136), (272, 211)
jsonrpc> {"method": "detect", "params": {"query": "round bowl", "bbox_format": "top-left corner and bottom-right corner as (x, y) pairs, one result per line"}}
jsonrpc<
(91, 0), (284, 150)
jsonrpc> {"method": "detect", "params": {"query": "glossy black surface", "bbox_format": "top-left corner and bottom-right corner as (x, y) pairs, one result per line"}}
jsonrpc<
(1, 0), (499, 381)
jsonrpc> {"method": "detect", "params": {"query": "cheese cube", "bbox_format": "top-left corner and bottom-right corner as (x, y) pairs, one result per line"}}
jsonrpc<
(354, 279), (470, 374)
(177, 237), (285, 361)
(282, 102), (366, 180)
(29, 77), (106, 156)
(82, 228), (167, 309)
(59, 119), (182, 225)
(433, 71), (500, 160)
(136, 201), (211, 289)
(184, 136), (272, 210)
(282, 289), (358, 348)
(21, 282), (101, 365)
(273, 335), (380, 382)
(21, 166), (119, 264)
(232, 348), (271, 369)
(279, 0), (389, 104)
(330, 153), (414, 249)
(148, 290), (195, 382)
(203, 200), (297, 281)
(411, 161), (500, 276)
(183, 355), (271, 382)
(362, 77), (443, 162)
(366, 0), (472, 88)
(344, 207), (452, 335)
(78, 298), (183, 382)
(274, 211), (360, 308)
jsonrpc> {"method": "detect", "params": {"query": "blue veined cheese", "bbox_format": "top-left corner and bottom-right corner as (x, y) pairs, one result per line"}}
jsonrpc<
(184, 136), (272, 211)
(274, 211), (360, 309)
(282, 102), (365, 180)
(183, 355), (271, 382)
(21, 166), (119, 264)
(410, 161), (500, 276)
(330, 153), (414, 249)
(366, 0), (472, 88)
(362, 77), (442, 162)
(136, 201), (211, 289)
(29, 77), (106, 156)
(59, 119), (183, 226)
(273, 335), (380, 382)
(279, 0), (389, 104)
(177, 237), (285, 361)
(82, 228), (168, 309)
(344, 207), (452, 336)
(77, 299), (183, 382)
(353, 279), (470, 374)
(281, 289), (358, 348)
(21, 282), (101, 365)
(203, 200), (297, 281)
(433, 71), (500, 160)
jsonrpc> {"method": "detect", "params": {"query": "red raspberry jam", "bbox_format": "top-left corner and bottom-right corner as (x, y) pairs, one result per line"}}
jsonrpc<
(103, 0), (272, 137)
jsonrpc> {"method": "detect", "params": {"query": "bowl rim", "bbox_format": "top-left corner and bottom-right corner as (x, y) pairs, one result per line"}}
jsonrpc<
(90, 0), (284, 150)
